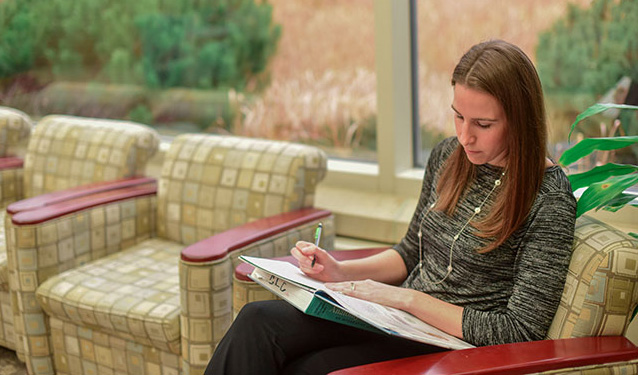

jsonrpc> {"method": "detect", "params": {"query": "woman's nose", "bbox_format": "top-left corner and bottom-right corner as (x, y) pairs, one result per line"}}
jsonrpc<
(457, 122), (474, 146)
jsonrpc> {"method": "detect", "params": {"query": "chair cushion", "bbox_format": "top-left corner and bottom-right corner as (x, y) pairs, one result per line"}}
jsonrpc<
(36, 238), (183, 354)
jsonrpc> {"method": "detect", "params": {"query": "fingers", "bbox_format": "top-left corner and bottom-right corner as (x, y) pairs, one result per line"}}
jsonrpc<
(325, 281), (360, 295)
(291, 241), (324, 272)
(294, 241), (317, 256)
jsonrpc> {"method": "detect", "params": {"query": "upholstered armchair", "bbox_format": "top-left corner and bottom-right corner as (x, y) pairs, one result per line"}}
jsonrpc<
(2, 114), (160, 371)
(235, 215), (638, 374)
(19, 134), (335, 375)
(0, 106), (32, 208)
(0, 106), (33, 350)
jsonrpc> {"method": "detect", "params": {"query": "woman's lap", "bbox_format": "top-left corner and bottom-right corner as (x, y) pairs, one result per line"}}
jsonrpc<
(206, 300), (444, 375)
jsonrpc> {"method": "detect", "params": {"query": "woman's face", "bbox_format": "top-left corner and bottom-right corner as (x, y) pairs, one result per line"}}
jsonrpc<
(452, 84), (508, 167)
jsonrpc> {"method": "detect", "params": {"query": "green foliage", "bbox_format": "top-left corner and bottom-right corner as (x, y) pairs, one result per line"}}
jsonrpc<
(128, 104), (153, 125)
(537, 0), (638, 97)
(0, 0), (280, 91)
(565, 103), (638, 142)
(0, 0), (35, 77)
(135, 14), (192, 89)
(135, 1), (280, 90)
(559, 104), (638, 217)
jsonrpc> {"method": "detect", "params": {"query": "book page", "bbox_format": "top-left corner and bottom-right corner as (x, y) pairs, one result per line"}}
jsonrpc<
(240, 256), (473, 350)
(322, 289), (473, 349)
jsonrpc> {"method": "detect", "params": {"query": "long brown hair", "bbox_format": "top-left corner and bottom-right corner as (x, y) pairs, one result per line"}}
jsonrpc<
(436, 40), (548, 253)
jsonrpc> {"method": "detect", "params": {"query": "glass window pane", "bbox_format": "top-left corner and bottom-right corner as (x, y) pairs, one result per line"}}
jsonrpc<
(415, 0), (593, 168)
(0, 0), (377, 161)
(238, 0), (377, 162)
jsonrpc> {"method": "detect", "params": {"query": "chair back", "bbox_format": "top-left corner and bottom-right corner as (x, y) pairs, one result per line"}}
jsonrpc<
(0, 106), (32, 157)
(23, 115), (160, 197)
(157, 134), (327, 245)
(547, 215), (638, 339)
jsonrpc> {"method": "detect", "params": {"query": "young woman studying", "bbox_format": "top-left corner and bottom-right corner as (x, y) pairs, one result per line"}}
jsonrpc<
(205, 39), (577, 375)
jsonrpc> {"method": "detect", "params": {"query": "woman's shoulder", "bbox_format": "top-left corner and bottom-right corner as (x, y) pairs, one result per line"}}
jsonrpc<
(521, 166), (576, 234)
(541, 165), (573, 193)
(431, 136), (459, 161)
(422, 136), (458, 170)
(436, 136), (459, 152)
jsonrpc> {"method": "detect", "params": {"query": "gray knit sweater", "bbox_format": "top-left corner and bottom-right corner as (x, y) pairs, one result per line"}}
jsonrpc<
(393, 137), (577, 347)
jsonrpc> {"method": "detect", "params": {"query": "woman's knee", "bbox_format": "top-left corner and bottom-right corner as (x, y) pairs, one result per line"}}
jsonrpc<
(232, 300), (291, 336)
(236, 300), (283, 323)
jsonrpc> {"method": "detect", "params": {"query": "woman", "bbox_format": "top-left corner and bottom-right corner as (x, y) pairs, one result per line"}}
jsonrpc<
(206, 40), (577, 374)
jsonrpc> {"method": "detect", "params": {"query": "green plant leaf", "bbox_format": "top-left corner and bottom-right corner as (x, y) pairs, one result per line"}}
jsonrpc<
(567, 103), (638, 143)
(600, 193), (638, 212)
(559, 136), (638, 167)
(576, 173), (638, 217)
(568, 163), (638, 190)
(629, 232), (638, 240)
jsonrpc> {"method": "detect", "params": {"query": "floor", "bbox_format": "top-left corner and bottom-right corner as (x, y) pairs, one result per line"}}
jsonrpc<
(0, 347), (25, 375)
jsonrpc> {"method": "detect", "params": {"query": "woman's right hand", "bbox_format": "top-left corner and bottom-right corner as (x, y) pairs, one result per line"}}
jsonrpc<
(290, 241), (346, 282)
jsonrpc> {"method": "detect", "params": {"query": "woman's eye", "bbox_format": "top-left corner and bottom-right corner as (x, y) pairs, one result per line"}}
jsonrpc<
(477, 122), (491, 128)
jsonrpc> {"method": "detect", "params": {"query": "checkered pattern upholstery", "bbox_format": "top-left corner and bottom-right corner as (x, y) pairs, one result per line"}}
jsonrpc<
(7, 195), (157, 375)
(180, 218), (334, 371)
(2, 114), (159, 372)
(32, 134), (329, 375)
(23, 115), (159, 197)
(0, 106), (31, 209)
(0, 106), (32, 236)
(157, 134), (326, 244)
(0, 107), (32, 351)
(547, 215), (638, 340)
(0, 166), (23, 215)
(0, 106), (31, 158)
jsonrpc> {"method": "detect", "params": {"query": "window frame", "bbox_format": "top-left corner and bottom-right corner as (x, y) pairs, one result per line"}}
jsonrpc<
(315, 0), (424, 243)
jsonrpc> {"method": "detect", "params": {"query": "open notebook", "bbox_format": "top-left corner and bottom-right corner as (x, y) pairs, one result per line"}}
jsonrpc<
(240, 255), (474, 350)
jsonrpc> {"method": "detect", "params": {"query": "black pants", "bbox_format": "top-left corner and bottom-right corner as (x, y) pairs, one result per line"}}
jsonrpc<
(205, 300), (445, 375)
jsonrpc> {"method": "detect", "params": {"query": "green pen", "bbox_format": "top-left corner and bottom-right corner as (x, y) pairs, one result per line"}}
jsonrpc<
(311, 222), (322, 267)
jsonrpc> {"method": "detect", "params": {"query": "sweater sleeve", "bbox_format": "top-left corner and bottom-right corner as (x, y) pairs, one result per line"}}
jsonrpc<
(393, 138), (455, 272)
(461, 191), (577, 346)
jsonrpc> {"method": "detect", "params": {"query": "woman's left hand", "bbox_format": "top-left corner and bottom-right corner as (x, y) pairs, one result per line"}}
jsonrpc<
(325, 279), (414, 310)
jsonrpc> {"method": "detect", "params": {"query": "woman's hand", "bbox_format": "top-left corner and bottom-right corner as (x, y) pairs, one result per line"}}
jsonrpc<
(290, 241), (346, 282)
(325, 279), (414, 310)
(327, 279), (463, 339)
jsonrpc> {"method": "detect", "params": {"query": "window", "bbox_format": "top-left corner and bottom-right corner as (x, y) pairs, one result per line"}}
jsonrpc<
(0, 0), (379, 162)
(239, 0), (378, 162)
(414, 0), (595, 168)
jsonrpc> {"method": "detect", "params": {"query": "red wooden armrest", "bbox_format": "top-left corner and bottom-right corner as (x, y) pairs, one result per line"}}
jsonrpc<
(234, 247), (390, 282)
(0, 156), (23, 171)
(7, 176), (155, 215)
(329, 336), (638, 375)
(181, 208), (333, 263)
(10, 182), (157, 225)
